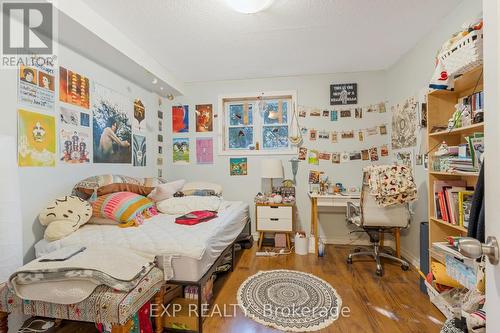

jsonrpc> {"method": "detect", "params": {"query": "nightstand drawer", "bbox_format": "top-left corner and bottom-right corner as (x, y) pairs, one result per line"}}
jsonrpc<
(257, 205), (293, 219)
(258, 218), (293, 232)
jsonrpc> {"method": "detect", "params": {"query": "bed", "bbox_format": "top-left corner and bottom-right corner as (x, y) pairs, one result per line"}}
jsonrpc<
(35, 200), (250, 283)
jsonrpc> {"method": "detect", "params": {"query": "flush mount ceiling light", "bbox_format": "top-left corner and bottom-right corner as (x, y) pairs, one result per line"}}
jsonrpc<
(225, 0), (275, 14)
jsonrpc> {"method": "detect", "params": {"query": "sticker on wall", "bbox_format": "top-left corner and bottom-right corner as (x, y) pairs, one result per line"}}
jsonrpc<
(308, 149), (319, 165)
(18, 109), (56, 167)
(59, 66), (90, 109)
(173, 137), (190, 164)
(330, 110), (338, 121)
(331, 152), (340, 164)
(196, 137), (214, 164)
(133, 99), (146, 132)
(230, 157), (247, 176)
(309, 129), (317, 141)
(172, 105), (189, 133)
(318, 131), (330, 140)
(380, 144), (389, 157)
(358, 130), (364, 142)
(361, 149), (369, 161)
(322, 110), (330, 117)
(59, 126), (91, 164)
(341, 130), (354, 139)
(298, 147), (307, 160)
(196, 104), (213, 132)
(369, 147), (379, 161)
(355, 108), (363, 119)
(340, 110), (351, 118)
(92, 83), (132, 164)
(133, 134), (147, 166)
(330, 83), (357, 105)
(18, 64), (55, 111)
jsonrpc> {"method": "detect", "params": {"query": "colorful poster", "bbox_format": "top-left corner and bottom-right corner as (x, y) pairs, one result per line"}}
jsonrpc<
(173, 137), (190, 164)
(18, 109), (56, 167)
(172, 105), (189, 133)
(133, 99), (146, 132)
(59, 126), (91, 164)
(196, 138), (213, 164)
(18, 64), (55, 111)
(196, 104), (213, 132)
(230, 157), (247, 176)
(59, 66), (90, 109)
(133, 134), (147, 166)
(92, 83), (132, 164)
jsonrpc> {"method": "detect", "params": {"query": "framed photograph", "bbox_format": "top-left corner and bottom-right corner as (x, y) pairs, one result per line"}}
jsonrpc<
(230, 157), (247, 176)
(330, 83), (357, 105)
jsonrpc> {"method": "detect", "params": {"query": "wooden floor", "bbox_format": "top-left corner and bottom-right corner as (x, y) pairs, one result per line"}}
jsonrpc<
(204, 244), (445, 333)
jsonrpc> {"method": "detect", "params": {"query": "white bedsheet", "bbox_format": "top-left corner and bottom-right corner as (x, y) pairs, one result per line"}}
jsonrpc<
(35, 201), (249, 280)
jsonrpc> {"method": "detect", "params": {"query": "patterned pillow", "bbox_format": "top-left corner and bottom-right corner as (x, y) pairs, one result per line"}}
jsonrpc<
(91, 192), (158, 227)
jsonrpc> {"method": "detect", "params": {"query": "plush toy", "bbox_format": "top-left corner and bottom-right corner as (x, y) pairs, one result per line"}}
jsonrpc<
(39, 196), (92, 241)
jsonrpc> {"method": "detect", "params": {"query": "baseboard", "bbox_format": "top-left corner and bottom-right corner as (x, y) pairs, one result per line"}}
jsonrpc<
(400, 247), (420, 269)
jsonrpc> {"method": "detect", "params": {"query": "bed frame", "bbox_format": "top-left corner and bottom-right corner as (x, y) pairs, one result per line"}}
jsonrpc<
(163, 218), (251, 333)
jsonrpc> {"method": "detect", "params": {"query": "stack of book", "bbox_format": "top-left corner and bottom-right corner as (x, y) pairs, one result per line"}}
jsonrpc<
(448, 157), (475, 173)
(433, 180), (474, 228)
(460, 91), (484, 124)
(465, 132), (484, 169)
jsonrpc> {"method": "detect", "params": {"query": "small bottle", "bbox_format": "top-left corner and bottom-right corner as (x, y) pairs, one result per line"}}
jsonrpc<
(318, 239), (325, 257)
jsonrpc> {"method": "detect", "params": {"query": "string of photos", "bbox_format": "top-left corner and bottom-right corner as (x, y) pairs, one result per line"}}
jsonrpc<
(298, 101), (387, 119)
(303, 122), (389, 142)
(298, 144), (390, 165)
(156, 99), (164, 178)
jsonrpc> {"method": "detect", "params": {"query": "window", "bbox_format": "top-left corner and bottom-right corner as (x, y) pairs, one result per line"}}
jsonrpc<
(218, 91), (297, 155)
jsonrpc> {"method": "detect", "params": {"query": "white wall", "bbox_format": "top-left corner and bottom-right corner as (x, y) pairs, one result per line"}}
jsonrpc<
(385, 0), (483, 265)
(0, 43), (161, 261)
(165, 71), (390, 244)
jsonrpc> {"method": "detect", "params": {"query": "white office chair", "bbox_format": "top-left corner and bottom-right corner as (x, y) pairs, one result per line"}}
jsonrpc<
(346, 171), (411, 276)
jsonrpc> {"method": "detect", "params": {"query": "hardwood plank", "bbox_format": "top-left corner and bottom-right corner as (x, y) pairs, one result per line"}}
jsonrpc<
(204, 245), (445, 333)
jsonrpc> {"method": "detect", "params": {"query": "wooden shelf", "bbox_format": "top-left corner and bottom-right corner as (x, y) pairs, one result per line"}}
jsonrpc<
(429, 171), (479, 177)
(428, 65), (483, 97)
(429, 217), (468, 233)
(429, 122), (484, 137)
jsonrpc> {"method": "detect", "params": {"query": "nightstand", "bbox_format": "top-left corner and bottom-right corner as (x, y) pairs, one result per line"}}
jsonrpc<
(255, 202), (295, 249)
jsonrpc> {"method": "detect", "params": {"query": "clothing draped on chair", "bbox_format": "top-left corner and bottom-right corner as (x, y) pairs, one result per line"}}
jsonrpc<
(364, 165), (417, 207)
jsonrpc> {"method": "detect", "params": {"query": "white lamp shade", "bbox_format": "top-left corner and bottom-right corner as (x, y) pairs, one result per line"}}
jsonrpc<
(261, 159), (284, 179)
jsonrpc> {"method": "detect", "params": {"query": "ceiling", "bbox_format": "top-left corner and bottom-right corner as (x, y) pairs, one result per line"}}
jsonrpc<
(84, 0), (462, 83)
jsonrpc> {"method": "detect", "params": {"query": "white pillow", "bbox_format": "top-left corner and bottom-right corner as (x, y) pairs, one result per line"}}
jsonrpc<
(148, 179), (186, 202)
(182, 182), (223, 196)
(156, 196), (222, 215)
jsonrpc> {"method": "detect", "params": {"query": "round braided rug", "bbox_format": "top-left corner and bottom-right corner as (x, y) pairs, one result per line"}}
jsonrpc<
(237, 270), (341, 332)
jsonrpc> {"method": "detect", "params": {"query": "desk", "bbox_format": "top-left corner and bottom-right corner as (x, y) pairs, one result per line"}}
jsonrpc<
(308, 192), (361, 255)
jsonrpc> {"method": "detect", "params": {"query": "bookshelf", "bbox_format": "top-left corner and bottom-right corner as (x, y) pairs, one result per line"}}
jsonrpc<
(427, 65), (483, 266)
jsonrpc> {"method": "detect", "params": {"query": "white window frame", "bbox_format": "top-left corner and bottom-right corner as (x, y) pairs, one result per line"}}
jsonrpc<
(217, 90), (298, 156)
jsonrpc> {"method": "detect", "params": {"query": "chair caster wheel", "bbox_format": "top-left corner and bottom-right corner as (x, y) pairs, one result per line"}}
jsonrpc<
(346, 257), (353, 265)
(401, 264), (409, 271)
(376, 269), (383, 276)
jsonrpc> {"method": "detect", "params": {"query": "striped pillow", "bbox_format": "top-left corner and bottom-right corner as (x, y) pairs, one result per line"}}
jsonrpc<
(92, 192), (158, 227)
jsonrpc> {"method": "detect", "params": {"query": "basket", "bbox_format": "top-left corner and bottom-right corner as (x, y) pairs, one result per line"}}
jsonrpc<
(424, 280), (461, 319)
(439, 29), (483, 77)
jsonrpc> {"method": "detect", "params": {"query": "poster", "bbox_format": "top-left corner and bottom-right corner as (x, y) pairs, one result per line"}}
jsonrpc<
(92, 83), (132, 164)
(18, 64), (55, 111)
(196, 138), (213, 164)
(59, 126), (91, 164)
(133, 134), (147, 166)
(230, 157), (247, 176)
(133, 99), (146, 132)
(196, 104), (213, 132)
(173, 137), (190, 164)
(330, 83), (357, 105)
(391, 98), (418, 149)
(18, 109), (56, 167)
(59, 66), (90, 109)
(172, 105), (189, 133)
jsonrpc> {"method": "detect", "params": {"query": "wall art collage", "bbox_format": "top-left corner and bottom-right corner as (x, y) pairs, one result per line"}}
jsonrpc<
(17, 64), (148, 167)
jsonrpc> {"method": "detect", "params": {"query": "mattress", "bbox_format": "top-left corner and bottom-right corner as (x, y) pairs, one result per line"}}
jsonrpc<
(35, 201), (249, 282)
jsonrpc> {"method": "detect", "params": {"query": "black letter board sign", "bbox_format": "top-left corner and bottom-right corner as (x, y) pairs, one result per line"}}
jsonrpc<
(330, 83), (357, 105)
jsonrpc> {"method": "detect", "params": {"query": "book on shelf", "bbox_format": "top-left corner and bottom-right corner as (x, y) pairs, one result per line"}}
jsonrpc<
(458, 191), (474, 228)
(433, 180), (468, 222)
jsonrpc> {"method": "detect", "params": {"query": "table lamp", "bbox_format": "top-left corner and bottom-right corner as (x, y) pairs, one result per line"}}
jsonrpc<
(261, 159), (284, 194)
